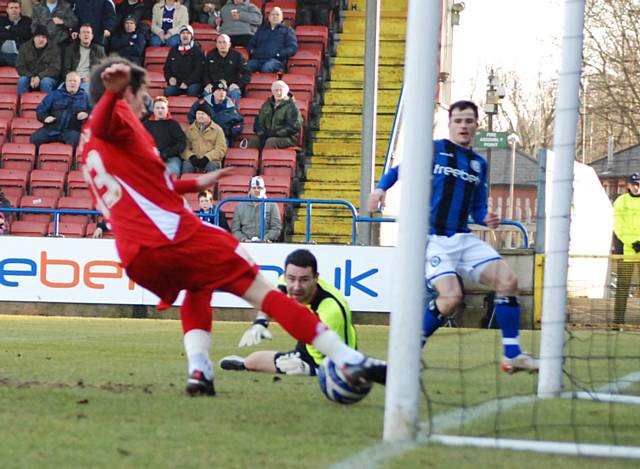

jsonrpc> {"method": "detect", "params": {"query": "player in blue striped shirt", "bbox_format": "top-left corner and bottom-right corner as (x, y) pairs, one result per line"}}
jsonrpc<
(368, 100), (538, 374)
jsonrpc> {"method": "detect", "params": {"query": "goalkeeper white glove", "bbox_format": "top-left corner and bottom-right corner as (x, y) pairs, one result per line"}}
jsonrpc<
(238, 319), (272, 347)
(275, 353), (312, 376)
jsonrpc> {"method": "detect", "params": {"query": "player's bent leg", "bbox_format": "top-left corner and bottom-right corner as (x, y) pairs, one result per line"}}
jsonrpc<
(422, 275), (463, 346)
(243, 351), (278, 373)
(242, 274), (386, 385)
(479, 260), (538, 374)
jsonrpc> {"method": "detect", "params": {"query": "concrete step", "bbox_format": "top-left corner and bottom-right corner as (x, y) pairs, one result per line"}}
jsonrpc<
(300, 188), (361, 205)
(294, 217), (355, 236)
(331, 64), (404, 82)
(336, 41), (406, 59)
(325, 80), (402, 90)
(312, 141), (388, 156)
(323, 89), (401, 107)
(290, 233), (353, 244)
(333, 55), (405, 66)
(319, 114), (394, 132)
(306, 165), (384, 182)
(320, 104), (396, 115)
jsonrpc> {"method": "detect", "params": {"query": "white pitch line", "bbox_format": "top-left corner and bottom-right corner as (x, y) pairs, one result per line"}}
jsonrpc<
(330, 371), (640, 469)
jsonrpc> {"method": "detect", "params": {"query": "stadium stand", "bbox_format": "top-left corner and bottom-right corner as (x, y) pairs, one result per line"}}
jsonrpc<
(67, 170), (91, 198)
(1, 142), (36, 171)
(0, 66), (19, 92)
(10, 117), (42, 143)
(9, 220), (48, 236)
(56, 196), (94, 224)
(48, 221), (87, 238)
(19, 194), (57, 223)
(0, 91), (18, 121)
(37, 143), (74, 173)
(29, 169), (66, 197)
(0, 167), (28, 193)
(19, 92), (47, 118)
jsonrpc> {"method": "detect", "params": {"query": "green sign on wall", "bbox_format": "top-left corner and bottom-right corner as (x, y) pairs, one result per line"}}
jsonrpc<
(474, 131), (509, 149)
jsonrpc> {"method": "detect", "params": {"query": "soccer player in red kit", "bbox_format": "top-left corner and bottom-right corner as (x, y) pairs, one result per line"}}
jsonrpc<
(80, 57), (386, 395)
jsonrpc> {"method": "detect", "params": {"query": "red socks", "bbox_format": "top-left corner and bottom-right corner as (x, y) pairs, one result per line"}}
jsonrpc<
(261, 290), (326, 344)
(180, 289), (213, 334)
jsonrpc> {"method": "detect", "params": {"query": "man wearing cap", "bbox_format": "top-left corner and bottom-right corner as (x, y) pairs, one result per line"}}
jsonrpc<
(150, 0), (188, 47)
(31, 0), (78, 47)
(232, 175), (282, 243)
(182, 101), (227, 174)
(16, 25), (60, 96)
(249, 80), (302, 150)
(612, 172), (640, 324)
(110, 15), (146, 65)
(0, 1), (32, 67)
(164, 24), (205, 97)
(62, 23), (106, 92)
(187, 80), (243, 146)
(203, 33), (250, 105)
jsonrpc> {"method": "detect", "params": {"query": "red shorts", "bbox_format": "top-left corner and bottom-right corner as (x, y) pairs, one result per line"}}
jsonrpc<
(125, 223), (260, 305)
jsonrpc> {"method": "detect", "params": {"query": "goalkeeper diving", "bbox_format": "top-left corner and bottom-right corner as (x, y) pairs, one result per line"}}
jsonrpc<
(220, 249), (358, 376)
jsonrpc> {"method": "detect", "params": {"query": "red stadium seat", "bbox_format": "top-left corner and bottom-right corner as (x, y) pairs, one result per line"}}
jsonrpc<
(85, 222), (115, 239)
(0, 118), (10, 139)
(1, 142), (36, 171)
(281, 73), (316, 99)
(260, 148), (296, 177)
(29, 169), (65, 197)
(235, 46), (249, 62)
(66, 170), (90, 198)
(287, 49), (323, 76)
(245, 89), (271, 101)
(1, 186), (21, 206)
(249, 0), (263, 10)
(57, 196), (94, 224)
(295, 25), (329, 55)
(238, 97), (264, 117)
(0, 91), (17, 121)
(10, 117), (42, 143)
(192, 22), (218, 51)
(19, 194), (58, 222)
(147, 71), (167, 98)
(167, 95), (197, 125)
(218, 174), (251, 199)
(143, 46), (171, 74)
(0, 167), (28, 192)
(0, 66), (18, 93)
(224, 148), (259, 172)
(19, 92), (47, 118)
(262, 174), (291, 198)
(48, 221), (87, 238)
(9, 220), (47, 237)
(184, 192), (200, 211)
(38, 143), (73, 172)
(246, 73), (279, 94)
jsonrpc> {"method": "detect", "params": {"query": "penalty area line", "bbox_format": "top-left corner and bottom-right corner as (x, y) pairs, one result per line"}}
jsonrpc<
(330, 371), (640, 469)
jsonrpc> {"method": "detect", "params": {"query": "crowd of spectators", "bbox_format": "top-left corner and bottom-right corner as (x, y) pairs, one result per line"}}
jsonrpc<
(0, 0), (339, 240)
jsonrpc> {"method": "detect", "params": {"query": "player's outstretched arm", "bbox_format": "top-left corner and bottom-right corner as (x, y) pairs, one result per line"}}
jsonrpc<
(367, 188), (386, 212)
(484, 212), (500, 229)
(101, 63), (132, 94)
(173, 167), (239, 194)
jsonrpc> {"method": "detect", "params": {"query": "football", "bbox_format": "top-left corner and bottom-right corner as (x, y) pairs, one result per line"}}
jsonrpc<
(317, 357), (372, 405)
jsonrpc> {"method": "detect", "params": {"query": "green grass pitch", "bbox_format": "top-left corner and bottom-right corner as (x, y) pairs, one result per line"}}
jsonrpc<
(1, 315), (639, 468)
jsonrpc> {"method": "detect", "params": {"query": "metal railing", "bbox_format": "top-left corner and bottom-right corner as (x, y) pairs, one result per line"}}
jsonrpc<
(1, 202), (530, 248)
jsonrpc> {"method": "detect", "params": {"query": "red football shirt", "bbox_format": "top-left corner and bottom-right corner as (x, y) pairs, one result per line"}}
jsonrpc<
(80, 91), (200, 267)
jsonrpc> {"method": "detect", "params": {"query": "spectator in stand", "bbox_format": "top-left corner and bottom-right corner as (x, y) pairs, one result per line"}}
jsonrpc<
(150, 0), (189, 47)
(187, 80), (243, 146)
(62, 23), (106, 92)
(0, 211), (8, 235)
(109, 14), (146, 65)
(232, 175), (282, 243)
(190, 0), (220, 24)
(16, 25), (60, 96)
(247, 6), (296, 73)
(116, 0), (147, 26)
(19, 0), (35, 18)
(68, 0), (116, 46)
(0, 1), (32, 67)
(197, 189), (230, 231)
(249, 80), (301, 150)
(30, 71), (91, 147)
(31, 0), (78, 47)
(163, 24), (204, 97)
(203, 33), (250, 105)
(182, 101), (227, 174)
(297, 0), (339, 26)
(216, 0), (262, 48)
(143, 95), (187, 177)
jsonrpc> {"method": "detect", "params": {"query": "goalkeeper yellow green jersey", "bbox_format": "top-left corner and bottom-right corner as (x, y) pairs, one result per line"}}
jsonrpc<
(614, 192), (640, 256)
(278, 276), (357, 366)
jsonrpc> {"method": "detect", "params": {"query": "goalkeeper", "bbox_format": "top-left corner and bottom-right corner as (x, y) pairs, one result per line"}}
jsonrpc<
(219, 249), (357, 376)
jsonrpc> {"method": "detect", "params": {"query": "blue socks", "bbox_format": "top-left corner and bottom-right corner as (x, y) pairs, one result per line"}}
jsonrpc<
(421, 300), (446, 348)
(494, 296), (522, 358)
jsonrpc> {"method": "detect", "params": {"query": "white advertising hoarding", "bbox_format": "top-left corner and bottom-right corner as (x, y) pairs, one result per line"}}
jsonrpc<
(0, 237), (395, 312)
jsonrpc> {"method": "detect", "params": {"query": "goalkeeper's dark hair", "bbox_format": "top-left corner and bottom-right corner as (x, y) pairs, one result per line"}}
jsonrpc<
(284, 249), (318, 275)
(449, 100), (479, 119)
(89, 56), (147, 106)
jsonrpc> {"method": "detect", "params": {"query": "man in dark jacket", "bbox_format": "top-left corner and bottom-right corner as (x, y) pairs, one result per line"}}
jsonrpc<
(62, 23), (106, 92)
(69, 0), (116, 46)
(0, 1), (32, 67)
(249, 80), (302, 150)
(297, 0), (339, 26)
(143, 96), (187, 177)
(247, 7), (297, 73)
(31, 0), (78, 47)
(109, 15), (146, 65)
(16, 25), (60, 96)
(203, 33), (250, 104)
(30, 71), (91, 147)
(188, 80), (243, 146)
(164, 24), (205, 97)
